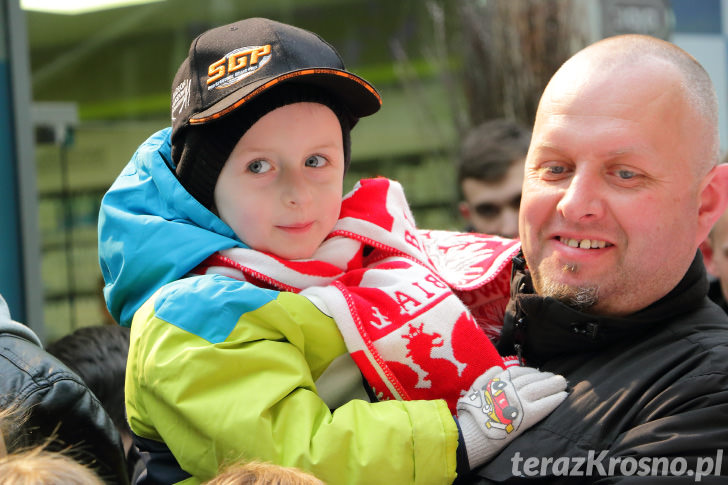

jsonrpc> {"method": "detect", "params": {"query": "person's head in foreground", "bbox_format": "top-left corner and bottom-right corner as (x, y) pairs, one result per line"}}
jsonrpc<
(520, 33), (728, 316)
(0, 447), (104, 485)
(0, 407), (103, 485)
(204, 460), (324, 485)
(170, 17), (380, 260)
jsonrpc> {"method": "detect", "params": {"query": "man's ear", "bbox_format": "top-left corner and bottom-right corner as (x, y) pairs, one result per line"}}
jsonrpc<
(696, 164), (728, 246)
(459, 201), (471, 221)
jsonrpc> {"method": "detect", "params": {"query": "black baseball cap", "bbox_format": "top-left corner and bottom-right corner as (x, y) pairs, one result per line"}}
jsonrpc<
(170, 17), (382, 142)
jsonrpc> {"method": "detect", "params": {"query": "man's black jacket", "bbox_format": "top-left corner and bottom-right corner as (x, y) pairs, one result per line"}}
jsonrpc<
(470, 252), (728, 484)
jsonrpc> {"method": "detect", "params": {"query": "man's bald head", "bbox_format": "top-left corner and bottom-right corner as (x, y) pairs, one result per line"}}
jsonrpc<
(540, 34), (719, 175)
(521, 34), (728, 316)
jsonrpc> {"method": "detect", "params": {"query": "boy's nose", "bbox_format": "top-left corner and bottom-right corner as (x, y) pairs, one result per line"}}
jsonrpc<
(281, 172), (313, 207)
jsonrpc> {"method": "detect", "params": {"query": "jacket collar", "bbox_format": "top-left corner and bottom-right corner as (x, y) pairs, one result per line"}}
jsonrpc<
(0, 294), (42, 347)
(98, 128), (242, 326)
(497, 251), (709, 365)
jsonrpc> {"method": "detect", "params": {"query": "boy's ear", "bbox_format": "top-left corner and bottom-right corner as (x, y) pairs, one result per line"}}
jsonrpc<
(696, 164), (728, 246)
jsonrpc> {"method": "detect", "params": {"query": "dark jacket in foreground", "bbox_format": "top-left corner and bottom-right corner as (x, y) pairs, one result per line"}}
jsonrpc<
(471, 252), (728, 484)
(0, 298), (130, 485)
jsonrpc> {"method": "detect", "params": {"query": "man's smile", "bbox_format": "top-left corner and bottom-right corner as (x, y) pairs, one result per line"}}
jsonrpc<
(557, 236), (613, 250)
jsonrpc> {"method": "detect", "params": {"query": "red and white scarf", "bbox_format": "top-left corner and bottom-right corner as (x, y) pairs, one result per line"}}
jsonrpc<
(197, 178), (520, 411)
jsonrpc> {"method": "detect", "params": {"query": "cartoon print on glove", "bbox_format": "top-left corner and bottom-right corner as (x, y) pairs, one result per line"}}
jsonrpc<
(463, 375), (523, 438)
(483, 378), (519, 433)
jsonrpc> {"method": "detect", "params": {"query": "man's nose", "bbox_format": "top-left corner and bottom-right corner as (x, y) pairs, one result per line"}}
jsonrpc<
(556, 172), (605, 222)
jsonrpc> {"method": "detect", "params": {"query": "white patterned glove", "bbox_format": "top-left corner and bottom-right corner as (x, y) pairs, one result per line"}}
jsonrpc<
(456, 365), (568, 468)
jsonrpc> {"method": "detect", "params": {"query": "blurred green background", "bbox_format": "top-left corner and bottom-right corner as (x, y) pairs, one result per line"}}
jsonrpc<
(27, 0), (663, 341)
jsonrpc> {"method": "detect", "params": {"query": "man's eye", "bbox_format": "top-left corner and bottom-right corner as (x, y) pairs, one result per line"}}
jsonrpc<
(305, 155), (327, 168)
(248, 160), (271, 174)
(538, 163), (569, 180)
(617, 169), (636, 179)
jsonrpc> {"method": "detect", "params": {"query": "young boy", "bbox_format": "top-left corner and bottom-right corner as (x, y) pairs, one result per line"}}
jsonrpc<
(98, 18), (566, 484)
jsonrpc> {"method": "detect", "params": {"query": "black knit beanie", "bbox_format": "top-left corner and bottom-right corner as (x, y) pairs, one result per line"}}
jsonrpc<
(172, 83), (356, 211)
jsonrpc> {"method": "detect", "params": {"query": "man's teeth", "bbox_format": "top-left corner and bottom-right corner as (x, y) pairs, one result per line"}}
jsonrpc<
(560, 237), (607, 249)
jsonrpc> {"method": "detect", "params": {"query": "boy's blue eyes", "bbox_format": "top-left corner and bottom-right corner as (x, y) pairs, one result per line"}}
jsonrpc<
(246, 156), (327, 173)
(247, 160), (271, 174)
(305, 155), (327, 167)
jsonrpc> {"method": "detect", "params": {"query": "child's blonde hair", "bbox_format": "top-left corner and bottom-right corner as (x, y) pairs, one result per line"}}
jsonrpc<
(0, 404), (22, 458)
(0, 406), (103, 485)
(0, 446), (103, 485)
(205, 460), (325, 485)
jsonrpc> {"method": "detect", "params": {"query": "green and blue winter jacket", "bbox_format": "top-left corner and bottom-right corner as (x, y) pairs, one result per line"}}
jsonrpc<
(98, 128), (460, 484)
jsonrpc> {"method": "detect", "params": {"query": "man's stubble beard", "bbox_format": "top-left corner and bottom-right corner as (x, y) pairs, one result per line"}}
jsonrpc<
(535, 263), (600, 312)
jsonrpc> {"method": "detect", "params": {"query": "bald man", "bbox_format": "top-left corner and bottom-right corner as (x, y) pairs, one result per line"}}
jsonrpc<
(468, 34), (728, 483)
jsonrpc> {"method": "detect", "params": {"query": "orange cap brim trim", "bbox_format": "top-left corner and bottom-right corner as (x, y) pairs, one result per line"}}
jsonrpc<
(189, 68), (381, 125)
